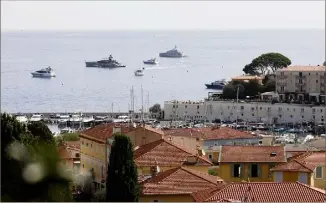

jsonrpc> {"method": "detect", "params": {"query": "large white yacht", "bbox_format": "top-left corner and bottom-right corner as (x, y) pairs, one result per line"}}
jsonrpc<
(30, 114), (44, 122)
(16, 115), (28, 124)
(31, 66), (56, 78)
(159, 45), (186, 58)
(143, 58), (159, 65)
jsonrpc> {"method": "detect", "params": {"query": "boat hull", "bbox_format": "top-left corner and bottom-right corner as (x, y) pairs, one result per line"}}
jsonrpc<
(143, 61), (158, 65)
(159, 53), (185, 58)
(31, 72), (56, 78)
(85, 61), (99, 67)
(205, 84), (225, 90)
(98, 63), (126, 68)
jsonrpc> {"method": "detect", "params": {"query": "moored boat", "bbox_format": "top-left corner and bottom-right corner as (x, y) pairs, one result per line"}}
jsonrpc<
(31, 67), (56, 78)
(143, 58), (159, 65)
(159, 45), (186, 58)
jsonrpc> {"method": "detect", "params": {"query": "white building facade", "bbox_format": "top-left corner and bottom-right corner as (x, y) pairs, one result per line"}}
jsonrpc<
(164, 100), (325, 124)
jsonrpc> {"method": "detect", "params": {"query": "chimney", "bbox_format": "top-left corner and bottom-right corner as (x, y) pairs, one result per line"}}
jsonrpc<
(150, 166), (158, 176)
(112, 126), (121, 134)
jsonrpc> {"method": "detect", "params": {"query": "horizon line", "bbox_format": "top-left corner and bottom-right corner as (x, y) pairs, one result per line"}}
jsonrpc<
(2, 28), (325, 32)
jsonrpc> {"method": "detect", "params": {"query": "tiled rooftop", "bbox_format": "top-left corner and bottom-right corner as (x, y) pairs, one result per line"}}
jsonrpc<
(203, 182), (326, 202)
(80, 123), (131, 142)
(191, 186), (227, 202)
(219, 146), (286, 163)
(133, 125), (164, 136)
(277, 65), (326, 72)
(141, 166), (224, 195)
(163, 127), (257, 140)
(271, 151), (326, 172)
(231, 75), (264, 80)
(57, 141), (80, 160)
(134, 139), (213, 167)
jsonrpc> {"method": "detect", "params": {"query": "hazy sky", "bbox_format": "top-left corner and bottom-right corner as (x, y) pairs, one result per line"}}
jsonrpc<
(1, 1), (325, 31)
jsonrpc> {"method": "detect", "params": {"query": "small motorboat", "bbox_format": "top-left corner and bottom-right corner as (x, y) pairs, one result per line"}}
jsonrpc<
(31, 66), (56, 78)
(135, 68), (145, 76)
(143, 58), (159, 65)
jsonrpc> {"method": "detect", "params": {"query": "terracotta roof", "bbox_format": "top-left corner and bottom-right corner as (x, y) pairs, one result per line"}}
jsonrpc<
(273, 151), (326, 172)
(80, 123), (131, 142)
(57, 146), (72, 160)
(231, 75), (264, 80)
(204, 182), (326, 202)
(134, 139), (213, 167)
(138, 175), (152, 183)
(191, 185), (228, 202)
(277, 65), (326, 72)
(163, 127), (257, 140)
(64, 141), (80, 150)
(308, 139), (326, 150)
(270, 159), (312, 172)
(141, 166), (223, 195)
(219, 146), (286, 163)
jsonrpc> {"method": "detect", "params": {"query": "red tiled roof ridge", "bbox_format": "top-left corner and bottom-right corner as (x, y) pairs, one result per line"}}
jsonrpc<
(163, 139), (212, 165)
(180, 166), (222, 185)
(270, 158), (313, 172)
(134, 125), (164, 135)
(133, 139), (165, 159)
(134, 138), (212, 165)
(295, 181), (326, 194)
(140, 167), (180, 185)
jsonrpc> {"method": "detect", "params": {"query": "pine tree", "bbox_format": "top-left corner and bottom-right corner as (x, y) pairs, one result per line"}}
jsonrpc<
(106, 133), (140, 202)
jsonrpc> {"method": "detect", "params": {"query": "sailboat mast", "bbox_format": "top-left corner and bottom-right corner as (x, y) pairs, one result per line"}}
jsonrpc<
(141, 86), (144, 122)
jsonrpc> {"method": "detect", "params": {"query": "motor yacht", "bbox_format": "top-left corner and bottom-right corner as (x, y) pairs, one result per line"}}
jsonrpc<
(159, 45), (186, 58)
(30, 114), (44, 122)
(205, 80), (227, 90)
(135, 68), (145, 76)
(143, 58), (159, 65)
(31, 66), (56, 78)
(16, 115), (28, 124)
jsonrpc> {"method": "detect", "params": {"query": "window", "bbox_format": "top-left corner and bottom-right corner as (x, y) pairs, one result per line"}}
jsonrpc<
(241, 113), (244, 116)
(231, 164), (241, 178)
(241, 106), (244, 110)
(208, 154), (212, 159)
(91, 144), (92, 148)
(250, 164), (259, 177)
(315, 166), (323, 179)
(75, 153), (80, 158)
(252, 114), (255, 116)
(86, 143), (88, 147)
(316, 80), (319, 83)
(82, 164), (84, 168)
(299, 72), (302, 77)
(185, 105), (187, 108)
(82, 141), (84, 145)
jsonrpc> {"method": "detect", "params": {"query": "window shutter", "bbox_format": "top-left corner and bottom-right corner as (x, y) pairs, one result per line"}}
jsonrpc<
(258, 164), (261, 177)
(230, 164), (234, 177)
(248, 164), (252, 177)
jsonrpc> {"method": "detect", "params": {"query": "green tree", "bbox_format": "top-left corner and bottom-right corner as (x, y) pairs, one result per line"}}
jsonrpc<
(149, 103), (161, 113)
(1, 113), (72, 202)
(106, 134), (140, 202)
(222, 81), (264, 100)
(27, 121), (55, 145)
(243, 53), (292, 75)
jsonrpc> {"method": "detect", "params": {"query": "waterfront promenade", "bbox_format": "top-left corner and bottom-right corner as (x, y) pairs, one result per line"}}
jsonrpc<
(11, 112), (150, 119)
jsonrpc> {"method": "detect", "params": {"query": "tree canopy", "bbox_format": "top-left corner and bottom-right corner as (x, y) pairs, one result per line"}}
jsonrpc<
(106, 134), (140, 202)
(149, 103), (161, 113)
(243, 53), (291, 75)
(222, 80), (264, 100)
(1, 113), (72, 202)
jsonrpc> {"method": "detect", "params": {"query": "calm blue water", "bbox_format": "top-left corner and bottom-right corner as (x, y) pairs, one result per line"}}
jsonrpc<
(1, 30), (324, 113)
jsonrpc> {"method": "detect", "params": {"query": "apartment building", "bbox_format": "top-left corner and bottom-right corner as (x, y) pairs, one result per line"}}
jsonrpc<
(164, 100), (325, 124)
(164, 100), (206, 121)
(275, 65), (326, 103)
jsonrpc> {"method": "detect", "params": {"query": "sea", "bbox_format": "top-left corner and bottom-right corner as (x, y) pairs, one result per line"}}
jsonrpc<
(1, 30), (324, 113)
